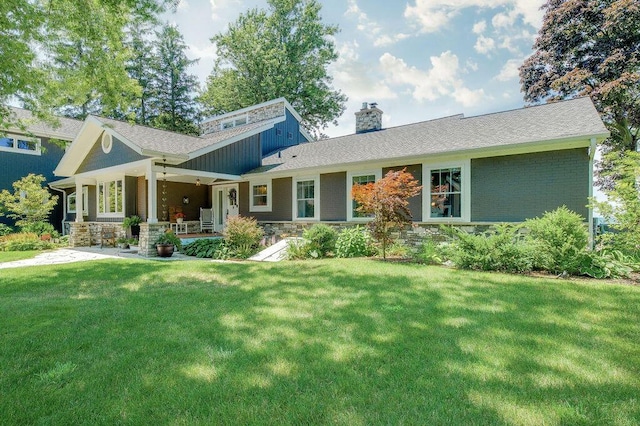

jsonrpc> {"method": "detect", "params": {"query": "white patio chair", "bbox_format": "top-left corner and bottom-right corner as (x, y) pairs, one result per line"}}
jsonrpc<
(200, 208), (214, 233)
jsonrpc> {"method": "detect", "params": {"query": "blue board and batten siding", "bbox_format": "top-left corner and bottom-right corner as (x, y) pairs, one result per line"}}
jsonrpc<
(77, 136), (147, 174)
(176, 134), (261, 175)
(0, 138), (66, 229)
(260, 110), (309, 156)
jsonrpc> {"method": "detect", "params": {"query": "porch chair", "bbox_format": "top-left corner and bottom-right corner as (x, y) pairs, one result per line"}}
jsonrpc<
(100, 226), (117, 248)
(200, 208), (214, 233)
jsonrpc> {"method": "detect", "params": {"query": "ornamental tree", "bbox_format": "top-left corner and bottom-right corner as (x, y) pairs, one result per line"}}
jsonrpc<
(0, 174), (58, 228)
(352, 169), (422, 260)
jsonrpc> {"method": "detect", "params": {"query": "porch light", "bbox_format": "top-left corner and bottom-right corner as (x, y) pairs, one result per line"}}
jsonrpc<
(195, 178), (201, 187)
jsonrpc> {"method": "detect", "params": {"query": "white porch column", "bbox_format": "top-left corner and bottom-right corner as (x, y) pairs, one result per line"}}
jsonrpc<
(147, 164), (158, 223)
(75, 181), (84, 223)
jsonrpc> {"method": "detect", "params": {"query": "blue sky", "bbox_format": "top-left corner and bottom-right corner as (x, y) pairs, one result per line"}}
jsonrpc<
(169, 0), (545, 138)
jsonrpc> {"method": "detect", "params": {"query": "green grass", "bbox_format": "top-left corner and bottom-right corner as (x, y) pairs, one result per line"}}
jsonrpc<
(1, 259), (639, 425)
(0, 250), (40, 263)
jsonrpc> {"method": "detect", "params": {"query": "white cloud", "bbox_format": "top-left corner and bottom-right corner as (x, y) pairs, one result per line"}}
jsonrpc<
(472, 20), (487, 34)
(330, 41), (397, 102)
(188, 43), (218, 60)
(474, 35), (496, 54)
(403, 0), (545, 33)
(495, 58), (522, 81)
(177, 0), (189, 11)
(209, 0), (242, 21)
(465, 59), (479, 72)
(347, 0), (410, 47)
(379, 51), (484, 106)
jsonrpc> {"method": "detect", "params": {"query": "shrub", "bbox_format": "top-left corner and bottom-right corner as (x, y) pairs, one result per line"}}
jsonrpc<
(286, 238), (316, 260)
(223, 216), (263, 259)
(0, 223), (14, 236)
(182, 238), (229, 259)
(335, 226), (375, 258)
(382, 241), (410, 259)
(20, 221), (59, 238)
(0, 232), (55, 251)
(524, 206), (589, 274)
(443, 224), (538, 273)
(302, 224), (337, 257)
(413, 237), (443, 265)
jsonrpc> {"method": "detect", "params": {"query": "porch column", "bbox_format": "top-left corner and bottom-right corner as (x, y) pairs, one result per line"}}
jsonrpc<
(75, 181), (84, 223)
(147, 164), (158, 224)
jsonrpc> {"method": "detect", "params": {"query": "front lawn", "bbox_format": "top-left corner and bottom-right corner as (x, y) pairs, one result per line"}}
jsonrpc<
(1, 259), (639, 425)
(0, 250), (40, 263)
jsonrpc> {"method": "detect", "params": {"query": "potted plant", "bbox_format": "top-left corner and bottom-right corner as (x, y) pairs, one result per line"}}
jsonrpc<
(116, 237), (129, 249)
(175, 212), (186, 224)
(155, 230), (182, 257)
(122, 215), (142, 238)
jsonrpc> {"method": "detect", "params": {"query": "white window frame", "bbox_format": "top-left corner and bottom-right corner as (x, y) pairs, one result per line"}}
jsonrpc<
(249, 179), (272, 212)
(347, 169), (382, 221)
(0, 133), (41, 156)
(422, 160), (470, 222)
(220, 114), (248, 130)
(97, 178), (125, 218)
(67, 187), (89, 215)
(292, 175), (320, 221)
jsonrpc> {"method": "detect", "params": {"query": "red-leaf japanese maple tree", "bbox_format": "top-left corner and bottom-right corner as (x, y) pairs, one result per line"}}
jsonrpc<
(352, 168), (422, 259)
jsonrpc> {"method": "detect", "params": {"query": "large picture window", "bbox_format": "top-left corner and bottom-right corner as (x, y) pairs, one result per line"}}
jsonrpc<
(294, 177), (319, 220)
(423, 161), (469, 221)
(347, 170), (381, 221)
(0, 134), (41, 155)
(249, 180), (272, 212)
(98, 179), (124, 216)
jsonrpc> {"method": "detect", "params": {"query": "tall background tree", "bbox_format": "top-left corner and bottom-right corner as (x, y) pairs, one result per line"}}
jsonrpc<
(150, 23), (200, 135)
(200, 0), (347, 138)
(520, 0), (640, 257)
(126, 23), (159, 126)
(1, 0), (176, 126)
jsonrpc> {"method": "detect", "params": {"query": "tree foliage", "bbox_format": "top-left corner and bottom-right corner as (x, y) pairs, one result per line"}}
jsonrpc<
(1, 0), (176, 125)
(200, 0), (347, 138)
(150, 23), (200, 135)
(0, 174), (58, 227)
(519, 0), (640, 188)
(352, 169), (422, 259)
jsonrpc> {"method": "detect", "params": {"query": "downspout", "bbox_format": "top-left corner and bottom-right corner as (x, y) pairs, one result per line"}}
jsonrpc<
(588, 137), (597, 249)
(49, 185), (67, 235)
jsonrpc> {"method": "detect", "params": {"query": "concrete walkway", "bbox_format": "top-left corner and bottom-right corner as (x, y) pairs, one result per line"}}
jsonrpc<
(0, 247), (193, 269)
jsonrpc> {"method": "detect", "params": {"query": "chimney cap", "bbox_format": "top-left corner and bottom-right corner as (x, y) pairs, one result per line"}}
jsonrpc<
(369, 102), (378, 109)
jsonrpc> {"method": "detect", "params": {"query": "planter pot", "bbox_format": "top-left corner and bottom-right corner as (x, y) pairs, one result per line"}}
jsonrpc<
(156, 243), (174, 257)
(176, 218), (183, 224)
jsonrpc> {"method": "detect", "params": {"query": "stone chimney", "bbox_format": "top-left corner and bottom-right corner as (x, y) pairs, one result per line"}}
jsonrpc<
(354, 102), (383, 134)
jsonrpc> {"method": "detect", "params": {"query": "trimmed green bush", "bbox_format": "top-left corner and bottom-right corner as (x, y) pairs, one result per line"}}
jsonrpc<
(0, 224), (14, 236)
(20, 221), (58, 238)
(443, 224), (539, 273)
(182, 238), (229, 259)
(524, 206), (589, 274)
(302, 224), (337, 257)
(413, 237), (443, 265)
(335, 226), (375, 258)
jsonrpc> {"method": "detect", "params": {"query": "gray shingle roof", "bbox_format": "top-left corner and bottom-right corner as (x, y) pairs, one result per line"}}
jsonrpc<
(251, 97), (608, 175)
(6, 107), (83, 140)
(91, 116), (274, 156)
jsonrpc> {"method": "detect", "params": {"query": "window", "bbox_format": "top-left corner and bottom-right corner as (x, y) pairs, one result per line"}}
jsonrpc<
(249, 180), (272, 212)
(0, 133), (41, 155)
(347, 170), (381, 221)
(97, 179), (124, 216)
(293, 176), (319, 220)
(101, 133), (112, 153)
(423, 161), (470, 221)
(68, 188), (89, 215)
(221, 115), (248, 130)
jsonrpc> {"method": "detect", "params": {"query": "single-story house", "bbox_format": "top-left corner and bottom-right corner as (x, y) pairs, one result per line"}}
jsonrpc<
(49, 97), (609, 255)
(0, 107), (82, 230)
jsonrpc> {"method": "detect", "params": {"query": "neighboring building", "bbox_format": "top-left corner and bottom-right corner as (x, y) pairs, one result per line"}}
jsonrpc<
(50, 97), (609, 253)
(0, 107), (82, 230)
